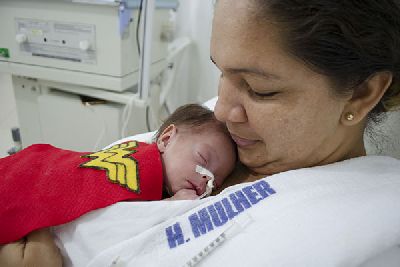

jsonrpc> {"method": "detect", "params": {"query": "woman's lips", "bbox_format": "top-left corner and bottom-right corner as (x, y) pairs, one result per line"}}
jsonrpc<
(230, 134), (258, 147)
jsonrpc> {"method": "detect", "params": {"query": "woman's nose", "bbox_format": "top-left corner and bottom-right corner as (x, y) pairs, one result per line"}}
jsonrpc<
(214, 96), (247, 124)
(215, 76), (247, 123)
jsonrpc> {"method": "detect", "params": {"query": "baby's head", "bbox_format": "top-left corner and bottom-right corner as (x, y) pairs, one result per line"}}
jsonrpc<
(154, 104), (237, 198)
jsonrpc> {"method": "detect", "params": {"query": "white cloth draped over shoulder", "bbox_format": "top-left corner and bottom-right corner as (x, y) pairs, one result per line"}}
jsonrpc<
(53, 155), (400, 267)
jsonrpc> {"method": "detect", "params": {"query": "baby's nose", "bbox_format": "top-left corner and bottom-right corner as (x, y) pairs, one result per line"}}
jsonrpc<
(198, 175), (210, 193)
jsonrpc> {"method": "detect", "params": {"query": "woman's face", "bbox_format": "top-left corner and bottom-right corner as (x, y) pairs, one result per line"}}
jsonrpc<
(211, 0), (358, 175)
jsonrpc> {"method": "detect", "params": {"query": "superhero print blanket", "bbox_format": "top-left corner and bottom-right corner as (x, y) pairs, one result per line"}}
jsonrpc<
(0, 141), (163, 244)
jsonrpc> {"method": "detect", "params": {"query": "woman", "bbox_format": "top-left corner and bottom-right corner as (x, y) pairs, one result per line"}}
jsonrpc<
(212, 0), (399, 178)
(2, 0), (400, 266)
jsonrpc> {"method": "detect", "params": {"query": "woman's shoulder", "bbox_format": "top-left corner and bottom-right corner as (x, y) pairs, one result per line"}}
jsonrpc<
(315, 155), (400, 175)
(218, 155), (400, 194)
(279, 155), (400, 188)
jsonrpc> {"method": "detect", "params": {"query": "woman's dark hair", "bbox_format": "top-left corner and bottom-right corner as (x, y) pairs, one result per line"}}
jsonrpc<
(255, 0), (400, 122)
(154, 103), (229, 140)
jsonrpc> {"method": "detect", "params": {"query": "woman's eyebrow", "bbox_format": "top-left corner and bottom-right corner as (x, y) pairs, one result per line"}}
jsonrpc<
(210, 56), (281, 80)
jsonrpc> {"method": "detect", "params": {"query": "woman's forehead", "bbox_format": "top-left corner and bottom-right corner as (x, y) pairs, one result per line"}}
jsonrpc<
(215, 0), (259, 17)
(213, 0), (272, 32)
(213, 0), (262, 37)
(211, 3), (287, 72)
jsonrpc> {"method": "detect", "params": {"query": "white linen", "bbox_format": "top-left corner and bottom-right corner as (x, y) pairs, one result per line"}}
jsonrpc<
(104, 131), (156, 148)
(53, 155), (400, 267)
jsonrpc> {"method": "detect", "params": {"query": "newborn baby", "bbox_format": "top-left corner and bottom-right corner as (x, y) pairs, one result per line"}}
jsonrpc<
(0, 104), (236, 244)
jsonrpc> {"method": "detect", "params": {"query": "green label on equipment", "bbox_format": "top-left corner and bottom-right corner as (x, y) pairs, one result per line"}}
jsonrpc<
(0, 48), (10, 58)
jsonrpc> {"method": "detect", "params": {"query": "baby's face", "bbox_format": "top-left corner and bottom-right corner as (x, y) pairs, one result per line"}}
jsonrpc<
(157, 125), (236, 197)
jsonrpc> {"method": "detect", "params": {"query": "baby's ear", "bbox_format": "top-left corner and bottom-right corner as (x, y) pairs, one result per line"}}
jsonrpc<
(157, 124), (177, 152)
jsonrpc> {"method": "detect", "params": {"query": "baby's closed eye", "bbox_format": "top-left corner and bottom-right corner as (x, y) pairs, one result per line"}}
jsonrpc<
(196, 152), (208, 166)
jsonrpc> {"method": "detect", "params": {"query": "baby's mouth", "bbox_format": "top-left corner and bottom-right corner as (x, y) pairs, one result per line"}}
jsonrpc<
(187, 180), (203, 196)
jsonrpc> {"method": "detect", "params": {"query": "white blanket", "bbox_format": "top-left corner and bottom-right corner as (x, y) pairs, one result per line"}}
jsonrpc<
(53, 155), (400, 267)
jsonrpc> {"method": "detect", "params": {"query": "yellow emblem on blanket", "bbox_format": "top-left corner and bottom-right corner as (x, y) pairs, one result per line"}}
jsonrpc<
(80, 141), (140, 192)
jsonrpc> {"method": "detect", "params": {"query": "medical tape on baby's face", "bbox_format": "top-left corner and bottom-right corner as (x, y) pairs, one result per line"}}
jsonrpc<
(195, 165), (215, 199)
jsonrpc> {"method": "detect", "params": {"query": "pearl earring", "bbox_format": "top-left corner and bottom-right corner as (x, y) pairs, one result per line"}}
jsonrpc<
(345, 112), (355, 121)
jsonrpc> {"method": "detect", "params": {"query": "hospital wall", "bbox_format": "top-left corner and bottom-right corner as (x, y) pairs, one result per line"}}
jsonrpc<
(164, 0), (220, 110)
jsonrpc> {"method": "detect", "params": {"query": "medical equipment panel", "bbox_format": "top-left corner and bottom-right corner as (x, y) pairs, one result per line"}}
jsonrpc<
(0, 0), (182, 152)
(15, 18), (97, 65)
(0, 0), (171, 91)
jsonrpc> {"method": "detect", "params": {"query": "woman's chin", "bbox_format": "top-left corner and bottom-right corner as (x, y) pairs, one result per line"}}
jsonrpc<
(238, 151), (283, 176)
(238, 151), (267, 172)
(238, 144), (264, 161)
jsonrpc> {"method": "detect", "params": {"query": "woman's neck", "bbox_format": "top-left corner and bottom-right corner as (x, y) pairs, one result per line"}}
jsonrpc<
(318, 129), (367, 168)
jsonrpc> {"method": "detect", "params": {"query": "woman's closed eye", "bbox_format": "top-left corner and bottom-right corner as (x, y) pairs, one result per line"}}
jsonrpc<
(246, 86), (280, 99)
(249, 90), (279, 98)
(241, 80), (280, 99)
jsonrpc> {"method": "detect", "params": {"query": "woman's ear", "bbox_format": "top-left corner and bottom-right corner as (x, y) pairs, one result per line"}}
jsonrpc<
(341, 71), (392, 125)
(157, 124), (177, 152)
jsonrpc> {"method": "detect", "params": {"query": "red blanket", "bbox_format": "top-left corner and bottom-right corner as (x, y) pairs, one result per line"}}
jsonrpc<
(0, 141), (163, 244)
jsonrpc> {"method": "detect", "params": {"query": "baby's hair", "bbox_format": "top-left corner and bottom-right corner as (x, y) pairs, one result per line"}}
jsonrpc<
(154, 104), (229, 140)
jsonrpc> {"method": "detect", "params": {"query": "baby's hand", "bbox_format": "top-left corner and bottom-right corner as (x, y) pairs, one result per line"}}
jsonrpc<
(168, 188), (198, 200)
(0, 229), (62, 267)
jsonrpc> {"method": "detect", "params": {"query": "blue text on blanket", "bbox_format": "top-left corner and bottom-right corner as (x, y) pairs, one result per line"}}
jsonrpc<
(166, 180), (276, 249)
